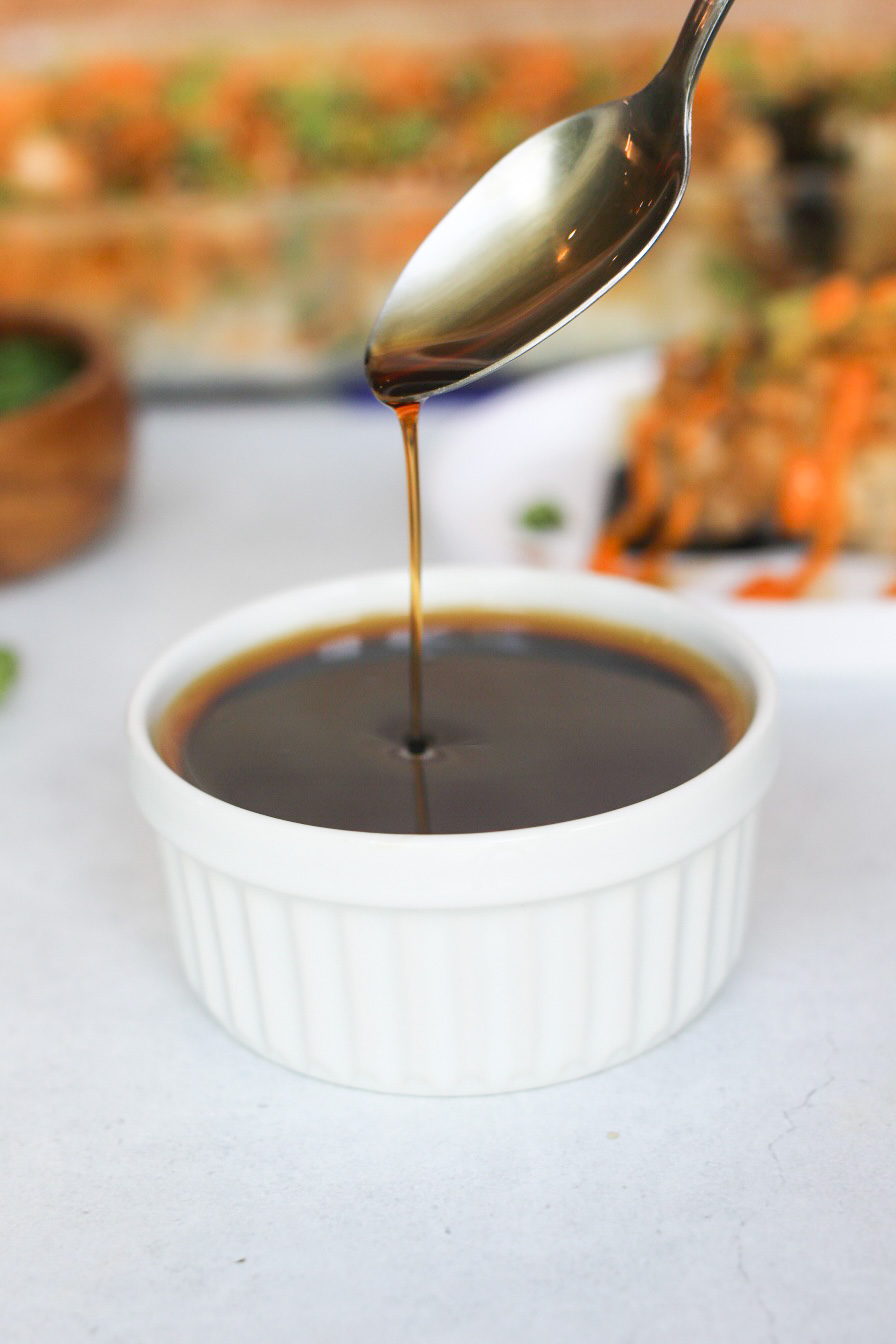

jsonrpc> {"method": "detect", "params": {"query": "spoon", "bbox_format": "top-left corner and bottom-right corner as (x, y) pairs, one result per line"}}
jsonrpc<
(366, 0), (736, 404)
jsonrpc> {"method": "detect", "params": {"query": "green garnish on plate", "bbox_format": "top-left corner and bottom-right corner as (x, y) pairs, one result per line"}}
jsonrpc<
(519, 500), (566, 532)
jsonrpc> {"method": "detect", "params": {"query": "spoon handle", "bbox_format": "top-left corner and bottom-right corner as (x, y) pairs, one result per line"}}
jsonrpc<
(662, 0), (737, 90)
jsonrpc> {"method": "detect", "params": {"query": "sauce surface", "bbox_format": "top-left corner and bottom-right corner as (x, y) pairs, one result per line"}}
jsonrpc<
(158, 611), (749, 835)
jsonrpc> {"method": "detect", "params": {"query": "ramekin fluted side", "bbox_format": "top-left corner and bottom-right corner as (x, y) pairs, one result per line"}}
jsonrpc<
(158, 810), (757, 1096)
(130, 568), (779, 1094)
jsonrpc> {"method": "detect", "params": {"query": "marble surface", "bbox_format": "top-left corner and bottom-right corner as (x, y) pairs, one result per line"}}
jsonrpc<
(3, 399), (895, 1344)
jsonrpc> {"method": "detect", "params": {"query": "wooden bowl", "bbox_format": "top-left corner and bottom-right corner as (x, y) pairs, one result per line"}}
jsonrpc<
(0, 310), (130, 580)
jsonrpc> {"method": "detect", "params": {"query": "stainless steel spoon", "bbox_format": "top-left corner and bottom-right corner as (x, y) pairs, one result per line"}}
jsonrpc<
(366, 0), (735, 404)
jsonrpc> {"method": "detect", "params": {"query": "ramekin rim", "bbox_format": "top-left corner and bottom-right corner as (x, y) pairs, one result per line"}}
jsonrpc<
(127, 566), (779, 897)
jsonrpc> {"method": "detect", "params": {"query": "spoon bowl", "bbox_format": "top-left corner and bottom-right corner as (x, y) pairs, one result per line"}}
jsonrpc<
(366, 0), (735, 404)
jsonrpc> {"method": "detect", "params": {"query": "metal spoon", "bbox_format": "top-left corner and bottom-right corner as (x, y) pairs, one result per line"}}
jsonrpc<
(366, 0), (735, 405)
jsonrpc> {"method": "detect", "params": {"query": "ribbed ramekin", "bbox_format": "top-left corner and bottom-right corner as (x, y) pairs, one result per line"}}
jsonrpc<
(128, 567), (779, 1095)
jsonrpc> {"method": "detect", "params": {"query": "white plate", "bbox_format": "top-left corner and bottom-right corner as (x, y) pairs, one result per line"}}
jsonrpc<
(426, 353), (896, 677)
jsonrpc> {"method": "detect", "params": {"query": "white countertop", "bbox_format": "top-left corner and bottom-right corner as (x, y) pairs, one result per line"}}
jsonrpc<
(3, 399), (895, 1344)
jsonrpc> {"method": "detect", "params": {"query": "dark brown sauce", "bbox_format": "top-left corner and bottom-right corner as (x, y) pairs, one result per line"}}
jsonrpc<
(390, 399), (429, 827)
(395, 402), (424, 751)
(157, 610), (750, 835)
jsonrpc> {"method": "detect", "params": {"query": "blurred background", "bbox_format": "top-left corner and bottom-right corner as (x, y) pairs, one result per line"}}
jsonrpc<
(4, 0), (896, 394)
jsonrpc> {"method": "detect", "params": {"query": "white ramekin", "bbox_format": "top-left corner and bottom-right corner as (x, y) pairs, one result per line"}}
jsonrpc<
(128, 567), (779, 1096)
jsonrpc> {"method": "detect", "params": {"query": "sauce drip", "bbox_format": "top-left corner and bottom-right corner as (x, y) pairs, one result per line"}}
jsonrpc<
(393, 400), (429, 832)
(395, 402), (425, 751)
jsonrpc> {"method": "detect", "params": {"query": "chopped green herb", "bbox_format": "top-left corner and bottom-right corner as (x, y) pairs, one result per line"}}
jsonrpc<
(162, 59), (222, 115)
(377, 112), (438, 164)
(448, 62), (491, 106)
(272, 82), (371, 167)
(519, 500), (566, 532)
(0, 647), (18, 702)
(0, 335), (83, 415)
(703, 252), (765, 309)
(173, 133), (247, 191)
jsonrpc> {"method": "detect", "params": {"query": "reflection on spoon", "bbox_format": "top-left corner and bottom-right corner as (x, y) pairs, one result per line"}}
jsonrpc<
(366, 0), (736, 404)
